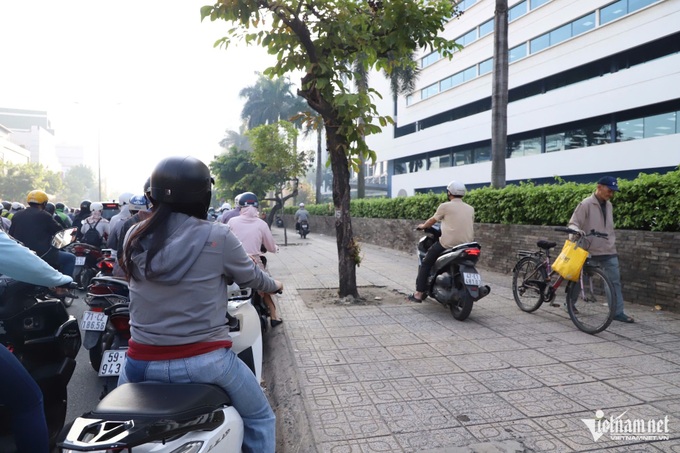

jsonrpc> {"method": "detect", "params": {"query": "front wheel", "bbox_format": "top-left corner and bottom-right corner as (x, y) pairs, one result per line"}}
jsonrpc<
(450, 292), (473, 321)
(512, 256), (546, 313)
(566, 266), (615, 334)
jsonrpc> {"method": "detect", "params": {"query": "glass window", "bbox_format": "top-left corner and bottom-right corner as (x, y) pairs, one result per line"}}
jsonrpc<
(591, 124), (612, 145)
(644, 112), (676, 138)
(545, 132), (565, 152)
(600, 0), (627, 25)
(473, 146), (491, 162)
(530, 0), (550, 9)
(456, 29), (477, 47)
(509, 43), (527, 62)
(616, 118), (644, 141)
(530, 33), (550, 53)
(629, 0), (656, 13)
(509, 1), (528, 21)
(479, 18), (494, 37)
(572, 13), (596, 36)
(394, 161), (406, 175)
(406, 94), (414, 106)
(421, 83), (439, 100)
(421, 51), (440, 68)
(462, 66), (477, 81)
(407, 158), (427, 173)
(452, 150), (472, 166)
(549, 23), (571, 46)
(458, 0), (478, 12)
(428, 151), (452, 170)
(479, 58), (493, 75)
(449, 71), (466, 88)
(677, 111), (680, 133)
(508, 137), (541, 157)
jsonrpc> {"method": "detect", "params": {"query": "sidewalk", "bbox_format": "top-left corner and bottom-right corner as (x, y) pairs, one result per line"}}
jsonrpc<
(264, 227), (680, 452)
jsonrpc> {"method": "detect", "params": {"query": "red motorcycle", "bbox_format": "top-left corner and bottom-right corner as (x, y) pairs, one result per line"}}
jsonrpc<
(67, 243), (105, 289)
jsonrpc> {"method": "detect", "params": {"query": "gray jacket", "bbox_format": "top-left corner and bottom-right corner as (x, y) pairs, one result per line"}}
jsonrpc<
(125, 212), (278, 346)
(568, 193), (617, 256)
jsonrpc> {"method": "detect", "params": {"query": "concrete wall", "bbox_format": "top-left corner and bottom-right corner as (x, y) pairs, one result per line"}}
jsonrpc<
(283, 215), (680, 312)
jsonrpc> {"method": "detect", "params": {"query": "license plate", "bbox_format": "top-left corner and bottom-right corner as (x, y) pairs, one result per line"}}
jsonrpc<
(75, 256), (86, 266)
(99, 349), (126, 377)
(463, 272), (482, 286)
(81, 311), (108, 331)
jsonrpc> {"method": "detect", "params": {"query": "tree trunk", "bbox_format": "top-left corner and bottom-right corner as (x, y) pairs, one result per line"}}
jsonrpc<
(491, 0), (509, 189)
(326, 126), (359, 298)
(315, 123), (323, 203)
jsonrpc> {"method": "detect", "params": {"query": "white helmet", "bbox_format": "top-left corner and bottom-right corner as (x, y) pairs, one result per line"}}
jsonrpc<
(299, 203), (305, 207)
(221, 202), (231, 211)
(90, 202), (104, 213)
(118, 192), (133, 205)
(446, 180), (467, 197)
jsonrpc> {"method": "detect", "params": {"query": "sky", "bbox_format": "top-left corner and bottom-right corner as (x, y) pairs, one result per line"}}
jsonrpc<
(0, 0), (278, 197)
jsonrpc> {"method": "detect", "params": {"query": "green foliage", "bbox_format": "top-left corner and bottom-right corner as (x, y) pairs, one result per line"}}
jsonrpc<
(0, 161), (67, 203)
(285, 170), (680, 232)
(62, 165), (96, 207)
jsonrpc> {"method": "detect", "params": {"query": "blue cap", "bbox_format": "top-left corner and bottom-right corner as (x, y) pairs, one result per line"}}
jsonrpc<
(597, 176), (619, 191)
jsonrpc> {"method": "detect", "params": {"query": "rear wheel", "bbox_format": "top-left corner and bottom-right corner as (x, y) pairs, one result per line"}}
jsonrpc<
(512, 257), (546, 312)
(450, 291), (473, 321)
(79, 268), (96, 290)
(89, 338), (103, 372)
(566, 266), (615, 334)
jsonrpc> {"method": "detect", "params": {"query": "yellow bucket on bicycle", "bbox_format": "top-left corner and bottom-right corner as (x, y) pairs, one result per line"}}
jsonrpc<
(552, 240), (589, 282)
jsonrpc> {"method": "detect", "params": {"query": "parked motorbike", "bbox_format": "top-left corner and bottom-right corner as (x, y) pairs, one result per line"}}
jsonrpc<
(416, 225), (491, 321)
(0, 254), (82, 449)
(58, 283), (264, 452)
(299, 219), (310, 238)
(67, 242), (105, 289)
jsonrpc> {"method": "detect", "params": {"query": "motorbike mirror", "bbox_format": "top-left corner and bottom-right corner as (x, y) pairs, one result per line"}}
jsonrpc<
(52, 227), (78, 249)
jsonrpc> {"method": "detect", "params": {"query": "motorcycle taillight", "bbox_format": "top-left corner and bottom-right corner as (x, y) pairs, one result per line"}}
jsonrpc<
(89, 284), (117, 295)
(98, 260), (114, 270)
(110, 315), (131, 340)
(464, 248), (481, 257)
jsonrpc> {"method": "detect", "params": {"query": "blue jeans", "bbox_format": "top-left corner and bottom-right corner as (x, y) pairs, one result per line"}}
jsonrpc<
(0, 346), (49, 452)
(590, 255), (625, 316)
(58, 251), (76, 277)
(118, 348), (275, 453)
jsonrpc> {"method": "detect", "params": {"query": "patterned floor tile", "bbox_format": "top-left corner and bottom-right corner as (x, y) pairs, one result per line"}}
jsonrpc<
(498, 387), (587, 417)
(340, 347), (396, 364)
(385, 343), (441, 360)
(469, 368), (544, 392)
(553, 381), (643, 409)
(395, 426), (476, 452)
(396, 356), (462, 377)
(446, 352), (511, 372)
(350, 360), (413, 382)
(606, 375), (680, 402)
(363, 377), (433, 404)
(521, 363), (596, 387)
(319, 436), (404, 453)
(376, 399), (461, 434)
(567, 358), (645, 380)
(492, 349), (558, 367)
(416, 373), (489, 398)
(438, 392), (527, 425)
(466, 418), (570, 452)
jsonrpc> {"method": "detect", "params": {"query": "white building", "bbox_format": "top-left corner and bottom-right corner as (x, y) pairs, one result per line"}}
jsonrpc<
(0, 124), (31, 165)
(0, 108), (62, 172)
(366, 0), (680, 197)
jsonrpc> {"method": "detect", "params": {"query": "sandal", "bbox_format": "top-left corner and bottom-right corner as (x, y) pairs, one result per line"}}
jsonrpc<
(613, 314), (634, 323)
(271, 319), (284, 328)
(407, 293), (424, 303)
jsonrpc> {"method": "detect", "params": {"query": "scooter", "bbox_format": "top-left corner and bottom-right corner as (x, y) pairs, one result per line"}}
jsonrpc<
(68, 242), (105, 289)
(57, 284), (264, 452)
(416, 225), (491, 321)
(299, 219), (310, 238)
(0, 231), (82, 450)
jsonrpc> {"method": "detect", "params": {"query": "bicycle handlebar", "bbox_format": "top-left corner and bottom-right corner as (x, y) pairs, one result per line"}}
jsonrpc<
(554, 226), (608, 238)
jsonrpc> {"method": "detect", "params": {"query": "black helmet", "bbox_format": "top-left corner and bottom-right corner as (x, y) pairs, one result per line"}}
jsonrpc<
(55, 202), (65, 211)
(45, 202), (56, 215)
(1, 201), (10, 211)
(80, 200), (92, 211)
(143, 177), (151, 196)
(238, 192), (259, 208)
(149, 156), (212, 210)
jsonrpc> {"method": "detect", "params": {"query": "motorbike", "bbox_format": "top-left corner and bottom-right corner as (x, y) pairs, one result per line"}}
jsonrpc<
(298, 219), (310, 238)
(95, 248), (116, 277)
(67, 242), (105, 289)
(0, 231), (82, 450)
(58, 283), (264, 452)
(416, 224), (491, 321)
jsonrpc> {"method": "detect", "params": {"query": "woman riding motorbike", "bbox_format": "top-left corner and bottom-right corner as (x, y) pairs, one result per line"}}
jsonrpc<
(120, 156), (282, 453)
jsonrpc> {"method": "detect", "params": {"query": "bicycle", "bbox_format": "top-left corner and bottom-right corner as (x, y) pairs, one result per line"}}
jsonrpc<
(511, 226), (616, 334)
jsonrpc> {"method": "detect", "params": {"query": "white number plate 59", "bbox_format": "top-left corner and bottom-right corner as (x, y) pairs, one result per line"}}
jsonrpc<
(81, 311), (108, 331)
(463, 272), (482, 286)
(99, 350), (127, 377)
(75, 256), (86, 266)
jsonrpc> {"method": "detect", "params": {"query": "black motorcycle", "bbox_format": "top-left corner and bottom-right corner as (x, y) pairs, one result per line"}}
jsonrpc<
(298, 219), (310, 239)
(416, 225), (491, 320)
(0, 279), (81, 450)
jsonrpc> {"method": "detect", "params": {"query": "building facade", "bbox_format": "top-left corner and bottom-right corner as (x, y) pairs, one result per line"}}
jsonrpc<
(366, 0), (680, 197)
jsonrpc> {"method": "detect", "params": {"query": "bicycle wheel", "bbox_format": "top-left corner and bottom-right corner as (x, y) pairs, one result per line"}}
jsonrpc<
(512, 256), (546, 312)
(566, 266), (615, 334)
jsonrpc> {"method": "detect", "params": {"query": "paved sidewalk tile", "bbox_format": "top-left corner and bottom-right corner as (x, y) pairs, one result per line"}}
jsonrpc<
(266, 228), (680, 452)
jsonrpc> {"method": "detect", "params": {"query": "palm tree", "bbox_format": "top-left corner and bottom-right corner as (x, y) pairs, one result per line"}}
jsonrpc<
(219, 122), (251, 152)
(491, 0), (509, 188)
(239, 74), (306, 129)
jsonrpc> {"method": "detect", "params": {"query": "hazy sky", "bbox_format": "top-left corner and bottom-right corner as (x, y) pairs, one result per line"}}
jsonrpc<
(0, 0), (276, 196)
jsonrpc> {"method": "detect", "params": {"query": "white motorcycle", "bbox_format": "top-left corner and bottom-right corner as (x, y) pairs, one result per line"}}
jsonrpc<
(57, 284), (264, 452)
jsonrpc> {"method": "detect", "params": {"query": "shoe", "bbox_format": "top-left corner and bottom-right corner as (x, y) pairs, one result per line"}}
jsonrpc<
(407, 293), (424, 303)
(271, 319), (283, 328)
(563, 303), (578, 314)
(613, 313), (634, 323)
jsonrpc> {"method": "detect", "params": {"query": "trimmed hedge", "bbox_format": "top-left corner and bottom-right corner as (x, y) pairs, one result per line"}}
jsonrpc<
(286, 169), (680, 232)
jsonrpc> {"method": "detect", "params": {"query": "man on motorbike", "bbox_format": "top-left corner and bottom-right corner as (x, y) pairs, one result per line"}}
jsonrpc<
(79, 202), (110, 247)
(409, 180), (475, 303)
(72, 200), (92, 240)
(0, 230), (73, 453)
(108, 192), (134, 237)
(54, 202), (73, 227)
(294, 202), (310, 233)
(8, 190), (76, 278)
(227, 192), (283, 327)
(120, 156), (282, 453)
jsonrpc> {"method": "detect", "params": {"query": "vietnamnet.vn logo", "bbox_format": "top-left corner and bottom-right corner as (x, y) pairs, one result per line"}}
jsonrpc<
(582, 409), (670, 441)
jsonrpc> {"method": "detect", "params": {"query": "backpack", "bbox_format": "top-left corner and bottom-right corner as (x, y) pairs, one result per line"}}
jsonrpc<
(81, 219), (103, 247)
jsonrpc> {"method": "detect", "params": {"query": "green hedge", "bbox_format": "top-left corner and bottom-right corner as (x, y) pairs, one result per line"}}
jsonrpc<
(285, 169), (680, 232)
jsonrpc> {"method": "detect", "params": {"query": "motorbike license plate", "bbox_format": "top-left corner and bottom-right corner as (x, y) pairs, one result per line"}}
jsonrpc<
(99, 349), (126, 377)
(81, 311), (108, 331)
(75, 256), (86, 266)
(463, 272), (482, 286)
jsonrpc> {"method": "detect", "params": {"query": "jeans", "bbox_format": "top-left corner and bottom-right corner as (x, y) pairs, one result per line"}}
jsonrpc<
(58, 251), (76, 277)
(0, 346), (49, 452)
(416, 241), (445, 293)
(118, 348), (276, 453)
(590, 255), (625, 316)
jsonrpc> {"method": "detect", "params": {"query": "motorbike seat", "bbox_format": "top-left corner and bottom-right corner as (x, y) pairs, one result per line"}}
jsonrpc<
(537, 240), (557, 250)
(91, 382), (232, 421)
(445, 241), (481, 253)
